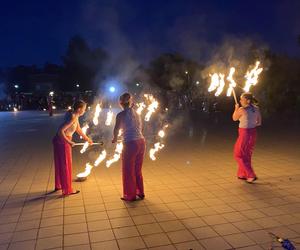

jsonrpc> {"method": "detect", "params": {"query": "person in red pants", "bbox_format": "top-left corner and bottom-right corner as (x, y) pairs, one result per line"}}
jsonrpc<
(112, 93), (145, 201)
(232, 93), (262, 183)
(53, 100), (93, 195)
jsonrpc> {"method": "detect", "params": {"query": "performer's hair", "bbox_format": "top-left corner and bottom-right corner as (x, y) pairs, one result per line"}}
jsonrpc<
(119, 92), (132, 108)
(241, 92), (259, 106)
(73, 100), (86, 111)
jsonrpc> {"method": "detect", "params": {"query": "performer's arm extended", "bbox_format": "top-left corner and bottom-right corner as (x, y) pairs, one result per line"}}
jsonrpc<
(112, 113), (121, 143)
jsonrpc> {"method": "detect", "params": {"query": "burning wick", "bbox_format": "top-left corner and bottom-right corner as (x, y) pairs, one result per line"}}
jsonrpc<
(136, 102), (146, 115)
(80, 124), (89, 139)
(105, 109), (114, 126)
(149, 142), (165, 161)
(214, 74), (225, 96)
(226, 67), (238, 104)
(93, 103), (102, 126)
(94, 150), (107, 167)
(80, 141), (89, 154)
(106, 142), (123, 168)
(144, 94), (159, 122)
(244, 61), (263, 92)
(77, 163), (93, 178)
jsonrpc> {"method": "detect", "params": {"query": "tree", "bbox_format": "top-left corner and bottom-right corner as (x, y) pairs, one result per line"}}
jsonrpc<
(60, 35), (108, 91)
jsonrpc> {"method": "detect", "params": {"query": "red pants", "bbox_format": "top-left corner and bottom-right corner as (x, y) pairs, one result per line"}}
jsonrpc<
(53, 135), (73, 195)
(122, 138), (145, 200)
(234, 128), (257, 179)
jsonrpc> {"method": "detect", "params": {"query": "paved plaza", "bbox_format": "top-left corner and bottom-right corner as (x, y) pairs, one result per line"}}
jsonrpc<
(0, 111), (300, 250)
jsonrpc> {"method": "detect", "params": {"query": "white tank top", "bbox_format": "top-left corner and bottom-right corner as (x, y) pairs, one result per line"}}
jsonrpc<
(119, 108), (144, 142)
(239, 105), (260, 129)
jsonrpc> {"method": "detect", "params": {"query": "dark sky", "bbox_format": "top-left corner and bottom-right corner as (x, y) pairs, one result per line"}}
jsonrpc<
(0, 0), (299, 67)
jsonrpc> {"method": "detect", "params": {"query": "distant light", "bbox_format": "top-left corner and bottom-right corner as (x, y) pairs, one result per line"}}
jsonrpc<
(185, 71), (188, 74)
(49, 91), (54, 96)
(76, 84), (80, 88)
(136, 83), (140, 87)
(165, 108), (168, 111)
(43, 108), (46, 111)
(68, 106), (72, 110)
(88, 106), (91, 110)
(109, 86), (116, 93)
(196, 81), (200, 85)
(14, 85), (19, 89)
(13, 107), (18, 112)
(52, 106), (56, 110)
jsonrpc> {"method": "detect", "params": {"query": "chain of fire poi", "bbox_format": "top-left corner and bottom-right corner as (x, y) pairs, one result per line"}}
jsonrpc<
(76, 93), (167, 179)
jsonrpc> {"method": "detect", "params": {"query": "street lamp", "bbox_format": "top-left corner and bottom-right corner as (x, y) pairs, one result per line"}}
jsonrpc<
(76, 84), (80, 88)
(14, 84), (19, 89)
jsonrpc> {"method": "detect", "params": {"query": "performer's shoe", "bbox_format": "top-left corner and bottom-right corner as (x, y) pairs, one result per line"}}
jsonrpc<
(245, 177), (257, 183)
(65, 190), (80, 196)
(137, 194), (145, 200)
(120, 197), (136, 202)
(237, 177), (247, 180)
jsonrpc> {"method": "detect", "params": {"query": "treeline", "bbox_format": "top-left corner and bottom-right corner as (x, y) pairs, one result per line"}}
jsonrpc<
(0, 35), (300, 116)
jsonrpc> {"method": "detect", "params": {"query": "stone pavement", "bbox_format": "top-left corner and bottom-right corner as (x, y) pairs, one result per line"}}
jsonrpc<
(0, 111), (300, 250)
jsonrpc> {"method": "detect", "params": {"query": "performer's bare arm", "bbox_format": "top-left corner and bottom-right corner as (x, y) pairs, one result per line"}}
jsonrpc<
(256, 109), (262, 126)
(112, 113), (121, 143)
(232, 105), (244, 121)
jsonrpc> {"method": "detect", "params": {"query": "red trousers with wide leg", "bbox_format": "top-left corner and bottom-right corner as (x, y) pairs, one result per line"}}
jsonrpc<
(53, 135), (73, 195)
(122, 138), (145, 201)
(234, 128), (257, 179)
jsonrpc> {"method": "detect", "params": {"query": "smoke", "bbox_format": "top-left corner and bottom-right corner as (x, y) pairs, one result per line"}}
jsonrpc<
(201, 36), (269, 79)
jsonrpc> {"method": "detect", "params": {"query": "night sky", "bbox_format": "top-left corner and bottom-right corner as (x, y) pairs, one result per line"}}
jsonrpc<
(1, 0), (299, 67)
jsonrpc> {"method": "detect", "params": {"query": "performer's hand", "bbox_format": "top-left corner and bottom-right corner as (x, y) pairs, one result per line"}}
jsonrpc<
(87, 138), (93, 145)
(112, 138), (117, 143)
(235, 104), (240, 110)
(69, 141), (75, 147)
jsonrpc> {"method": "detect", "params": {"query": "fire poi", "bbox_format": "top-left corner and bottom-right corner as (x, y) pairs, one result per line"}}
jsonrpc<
(208, 61), (263, 103)
(76, 93), (168, 180)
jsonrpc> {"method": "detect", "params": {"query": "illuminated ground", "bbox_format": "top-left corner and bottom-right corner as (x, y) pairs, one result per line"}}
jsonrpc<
(0, 111), (300, 250)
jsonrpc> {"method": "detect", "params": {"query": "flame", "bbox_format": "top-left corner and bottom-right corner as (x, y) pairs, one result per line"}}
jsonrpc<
(136, 102), (146, 115)
(226, 67), (237, 96)
(68, 106), (72, 110)
(94, 150), (107, 166)
(93, 104), (102, 126)
(208, 73), (220, 93)
(158, 130), (165, 138)
(149, 142), (165, 161)
(52, 106), (56, 110)
(80, 124), (89, 139)
(106, 142), (123, 168)
(244, 61), (263, 92)
(214, 74), (225, 96)
(105, 110), (114, 126)
(76, 163), (93, 178)
(144, 94), (159, 121)
(80, 141), (89, 154)
(13, 107), (18, 112)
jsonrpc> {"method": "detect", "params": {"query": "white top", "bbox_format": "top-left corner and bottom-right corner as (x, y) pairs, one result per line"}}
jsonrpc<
(239, 105), (261, 129)
(117, 107), (144, 142)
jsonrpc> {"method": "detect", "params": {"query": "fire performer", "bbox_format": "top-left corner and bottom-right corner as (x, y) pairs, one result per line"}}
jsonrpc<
(232, 93), (262, 183)
(112, 93), (145, 201)
(53, 100), (93, 195)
